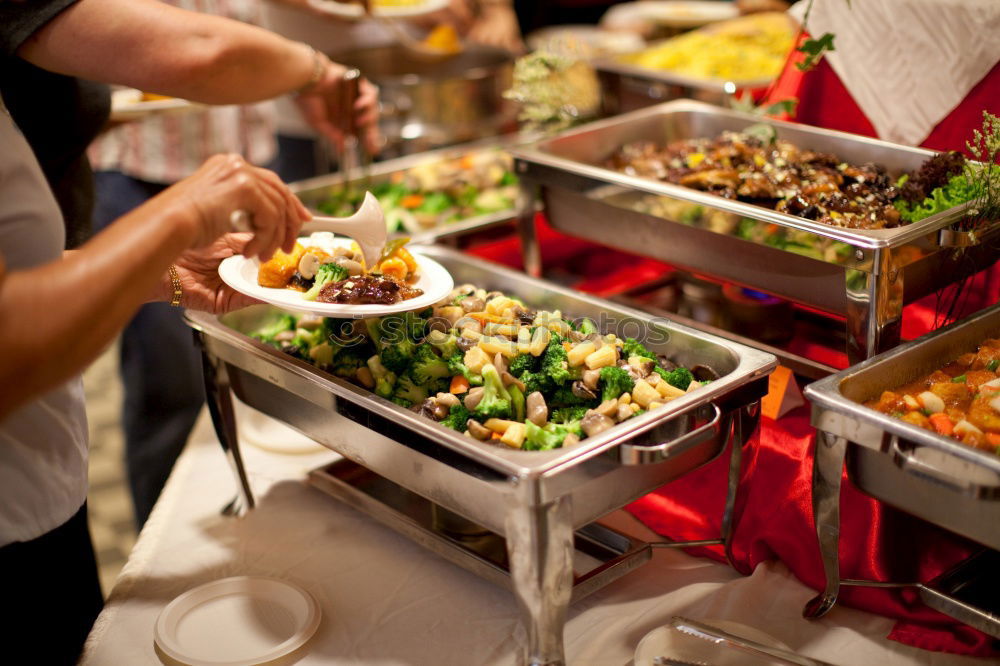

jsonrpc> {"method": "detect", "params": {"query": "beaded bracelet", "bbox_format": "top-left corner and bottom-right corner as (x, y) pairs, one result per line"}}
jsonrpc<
(168, 264), (183, 307)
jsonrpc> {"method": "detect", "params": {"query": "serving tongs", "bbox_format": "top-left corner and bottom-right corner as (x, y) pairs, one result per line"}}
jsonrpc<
(302, 191), (387, 270)
(669, 617), (838, 666)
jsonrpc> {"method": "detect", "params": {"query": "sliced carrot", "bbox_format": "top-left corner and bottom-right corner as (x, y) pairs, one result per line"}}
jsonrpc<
(400, 194), (424, 209)
(928, 412), (954, 436)
(459, 154), (476, 170)
(450, 375), (470, 394)
(490, 431), (503, 440)
(986, 433), (1000, 450)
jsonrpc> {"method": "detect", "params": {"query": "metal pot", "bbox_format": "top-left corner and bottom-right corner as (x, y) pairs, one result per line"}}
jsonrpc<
(333, 44), (517, 155)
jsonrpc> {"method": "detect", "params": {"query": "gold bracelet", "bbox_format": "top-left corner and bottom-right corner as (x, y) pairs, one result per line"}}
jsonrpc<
(296, 44), (328, 96)
(168, 264), (183, 307)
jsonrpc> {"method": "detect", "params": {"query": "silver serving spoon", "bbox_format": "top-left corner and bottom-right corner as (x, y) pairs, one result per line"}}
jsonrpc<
(301, 191), (387, 270)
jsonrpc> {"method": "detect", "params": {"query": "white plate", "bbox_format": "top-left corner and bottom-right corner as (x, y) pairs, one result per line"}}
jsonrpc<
(218, 241), (453, 318)
(154, 576), (320, 666)
(305, 0), (447, 20)
(634, 619), (792, 666)
(110, 88), (199, 122)
(603, 1), (739, 30)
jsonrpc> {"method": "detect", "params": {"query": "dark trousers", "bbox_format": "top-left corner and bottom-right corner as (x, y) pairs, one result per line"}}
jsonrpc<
(93, 172), (205, 528)
(0, 503), (103, 665)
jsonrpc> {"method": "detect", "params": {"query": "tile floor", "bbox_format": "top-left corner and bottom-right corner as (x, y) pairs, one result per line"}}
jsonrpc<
(82, 342), (136, 594)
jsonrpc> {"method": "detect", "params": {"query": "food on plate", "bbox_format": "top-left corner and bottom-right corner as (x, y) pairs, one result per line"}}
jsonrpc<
(866, 338), (1000, 455)
(317, 150), (518, 234)
(140, 92), (174, 102)
(250, 285), (711, 450)
(422, 24), (462, 54)
(256, 234), (423, 305)
(614, 12), (794, 82)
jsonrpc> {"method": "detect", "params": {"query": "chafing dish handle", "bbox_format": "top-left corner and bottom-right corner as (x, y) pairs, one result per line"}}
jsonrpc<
(889, 436), (1000, 494)
(618, 403), (722, 466)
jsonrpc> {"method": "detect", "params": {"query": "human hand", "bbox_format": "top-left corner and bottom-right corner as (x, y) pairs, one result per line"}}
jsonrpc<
(148, 154), (310, 262)
(468, 3), (523, 54)
(171, 233), (262, 314)
(295, 57), (381, 155)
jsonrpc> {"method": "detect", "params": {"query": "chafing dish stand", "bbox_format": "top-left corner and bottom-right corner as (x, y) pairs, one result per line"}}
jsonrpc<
(189, 246), (775, 665)
(803, 304), (1000, 638)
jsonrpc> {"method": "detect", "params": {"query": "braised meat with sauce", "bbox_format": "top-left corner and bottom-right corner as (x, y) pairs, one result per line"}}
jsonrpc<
(317, 275), (423, 305)
(606, 131), (902, 230)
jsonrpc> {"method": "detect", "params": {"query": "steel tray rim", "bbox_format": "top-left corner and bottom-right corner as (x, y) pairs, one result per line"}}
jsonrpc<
(510, 99), (974, 251)
(189, 244), (775, 479)
(805, 303), (1000, 476)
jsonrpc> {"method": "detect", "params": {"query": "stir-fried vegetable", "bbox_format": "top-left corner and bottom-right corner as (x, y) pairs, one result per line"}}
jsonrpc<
(249, 285), (711, 450)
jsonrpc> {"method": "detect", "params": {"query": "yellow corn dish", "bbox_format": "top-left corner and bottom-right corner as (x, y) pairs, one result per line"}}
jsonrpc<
(616, 12), (795, 82)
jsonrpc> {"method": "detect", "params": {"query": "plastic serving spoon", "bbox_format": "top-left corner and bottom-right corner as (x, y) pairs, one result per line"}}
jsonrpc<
(301, 191), (387, 270)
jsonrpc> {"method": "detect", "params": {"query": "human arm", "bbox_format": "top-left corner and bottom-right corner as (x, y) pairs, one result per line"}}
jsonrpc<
(0, 155), (308, 420)
(15, 0), (379, 150)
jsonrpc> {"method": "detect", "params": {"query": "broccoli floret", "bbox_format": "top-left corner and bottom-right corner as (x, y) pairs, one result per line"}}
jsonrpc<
(550, 406), (588, 424)
(440, 404), (471, 432)
(473, 363), (512, 421)
(524, 421), (579, 451)
(508, 384), (526, 422)
(331, 346), (368, 378)
(303, 262), (349, 301)
(366, 317), (417, 373)
(391, 397), (413, 408)
(508, 353), (538, 377)
(252, 313), (297, 347)
(549, 385), (598, 410)
(410, 345), (451, 385)
(426, 330), (459, 360)
(622, 337), (656, 361)
(599, 366), (635, 402)
(575, 318), (598, 336)
(447, 353), (484, 386)
(393, 374), (429, 405)
(541, 334), (571, 385)
(655, 366), (695, 391)
(367, 355), (397, 399)
(520, 369), (554, 396)
(402, 308), (432, 341)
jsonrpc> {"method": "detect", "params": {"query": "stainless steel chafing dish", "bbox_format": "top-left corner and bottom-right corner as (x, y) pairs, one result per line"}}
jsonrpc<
(291, 137), (525, 245)
(511, 99), (1000, 364)
(593, 56), (764, 114)
(803, 304), (1000, 638)
(187, 245), (775, 666)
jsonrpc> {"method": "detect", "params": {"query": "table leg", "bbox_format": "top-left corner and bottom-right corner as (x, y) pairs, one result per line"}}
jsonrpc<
(504, 496), (574, 666)
(803, 430), (848, 618)
(201, 350), (255, 516)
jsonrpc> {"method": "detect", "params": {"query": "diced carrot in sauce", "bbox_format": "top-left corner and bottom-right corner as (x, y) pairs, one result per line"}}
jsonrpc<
(928, 412), (954, 436)
(401, 194), (424, 209)
(396, 247), (418, 273)
(379, 257), (408, 281)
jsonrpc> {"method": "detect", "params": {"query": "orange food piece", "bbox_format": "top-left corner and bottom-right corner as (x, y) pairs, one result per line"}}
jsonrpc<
(986, 432), (1000, 451)
(257, 243), (305, 288)
(450, 375), (470, 394)
(927, 412), (954, 436)
(379, 256), (408, 281)
(400, 194), (424, 209)
(396, 247), (418, 273)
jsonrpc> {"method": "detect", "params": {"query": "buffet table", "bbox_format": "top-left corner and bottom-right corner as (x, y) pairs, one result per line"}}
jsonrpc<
(82, 408), (986, 665)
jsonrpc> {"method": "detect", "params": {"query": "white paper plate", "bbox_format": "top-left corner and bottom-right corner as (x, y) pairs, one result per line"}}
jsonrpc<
(634, 619), (791, 666)
(110, 88), (199, 122)
(305, 0), (447, 20)
(218, 241), (453, 318)
(154, 576), (321, 666)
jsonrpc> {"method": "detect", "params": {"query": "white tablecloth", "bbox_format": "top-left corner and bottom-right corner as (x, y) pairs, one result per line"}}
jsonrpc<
(82, 409), (986, 665)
